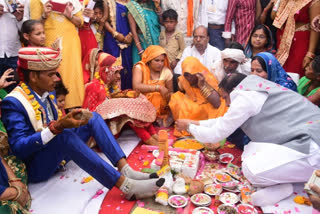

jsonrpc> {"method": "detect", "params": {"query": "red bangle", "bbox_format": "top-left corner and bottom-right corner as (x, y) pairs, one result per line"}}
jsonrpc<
(48, 121), (63, 135)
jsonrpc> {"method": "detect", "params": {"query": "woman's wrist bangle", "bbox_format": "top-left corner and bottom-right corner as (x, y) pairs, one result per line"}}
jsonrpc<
(138, 49), (144, 55)
(155, 85), (160, 92)
(306, 51), (315, 59)
(9, 178), (22, 183)
(113, 31), (119, 38)
(10, 185), (22, 201)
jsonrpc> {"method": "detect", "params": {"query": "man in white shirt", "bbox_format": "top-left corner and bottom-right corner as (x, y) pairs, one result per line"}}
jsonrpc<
(176, 73), (320, 206)
(0, 0), (24, 92)
(174, 26), (221, 76)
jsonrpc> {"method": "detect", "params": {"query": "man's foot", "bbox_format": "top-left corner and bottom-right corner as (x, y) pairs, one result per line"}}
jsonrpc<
(120, 177), (165, 200)
(121, 164), (158, 180)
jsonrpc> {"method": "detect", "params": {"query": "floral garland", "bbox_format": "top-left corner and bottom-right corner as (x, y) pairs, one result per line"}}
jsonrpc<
(20, 83), (62, 123)
(93, 71), (120, 98)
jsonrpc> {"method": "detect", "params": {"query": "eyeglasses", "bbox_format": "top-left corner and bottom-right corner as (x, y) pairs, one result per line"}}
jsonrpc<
(252, 34), (267, 39)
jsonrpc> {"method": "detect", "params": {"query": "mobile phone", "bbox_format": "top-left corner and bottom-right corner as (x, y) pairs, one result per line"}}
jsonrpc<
(304, 170), (320, 195)
(5, 0), (18, 13)
(50, 0), (67, 13)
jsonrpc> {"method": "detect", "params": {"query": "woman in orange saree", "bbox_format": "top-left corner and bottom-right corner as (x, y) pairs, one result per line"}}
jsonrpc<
(169, 56), (228, 137)
(132, 45), (174, 127)
(82, 48), (158, 145)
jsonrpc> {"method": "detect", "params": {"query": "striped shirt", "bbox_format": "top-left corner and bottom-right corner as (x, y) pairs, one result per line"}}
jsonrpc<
(224, 0), (256, 46)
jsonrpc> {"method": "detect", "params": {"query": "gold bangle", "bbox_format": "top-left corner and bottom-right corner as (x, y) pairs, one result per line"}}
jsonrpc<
(306, 51), (315, 60)
(10, 185), (22, 201)
(155, 85), (160, 92)
(113, 31), (119, 38)
(9, 178), (22, 183)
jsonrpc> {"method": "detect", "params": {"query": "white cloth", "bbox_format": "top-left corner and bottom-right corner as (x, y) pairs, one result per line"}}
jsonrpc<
(29, 129), (140, 214)
(161, 0), (201, 47)
(174, 44), (221, 75)
(242, 141), (320, 186)
(189, 90), (268, 143)
(0, 0), (24, 57)
(211, 48), (251, 83)
(221, 48), (246, 63)
(197, 0), (235, 34)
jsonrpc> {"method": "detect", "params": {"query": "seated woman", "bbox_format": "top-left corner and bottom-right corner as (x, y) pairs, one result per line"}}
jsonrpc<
(0, 155), (31, 214)
(169, 56), (228, 137)
(251, 52), (297, 91)
(132, 45), (174, 127)
(244, 24), (275, 58)
(298, 55), (320, 106)
(0, 72), (31, 214)
(82, 49), (158, 145)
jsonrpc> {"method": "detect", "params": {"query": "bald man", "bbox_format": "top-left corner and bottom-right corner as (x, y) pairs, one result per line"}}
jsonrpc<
(174, 26), (221, 75)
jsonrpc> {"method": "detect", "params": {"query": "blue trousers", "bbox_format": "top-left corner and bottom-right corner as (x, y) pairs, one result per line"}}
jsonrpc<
(26, 113), (125, 189)
(0, 55), (18, 92)
(208, 28), (225, 51)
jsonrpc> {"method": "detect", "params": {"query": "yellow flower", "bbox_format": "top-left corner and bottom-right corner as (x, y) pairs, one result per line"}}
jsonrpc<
(28, 95), (34, 100)
(49, 95), (55, 100)
(25, 89), (31, 94)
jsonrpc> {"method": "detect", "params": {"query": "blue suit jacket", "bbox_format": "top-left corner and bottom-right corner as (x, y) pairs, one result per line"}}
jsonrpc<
(1, 87), (58, 161)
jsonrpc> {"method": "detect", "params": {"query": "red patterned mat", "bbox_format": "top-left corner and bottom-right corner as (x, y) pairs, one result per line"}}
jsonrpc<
(99, 127), (259, 214)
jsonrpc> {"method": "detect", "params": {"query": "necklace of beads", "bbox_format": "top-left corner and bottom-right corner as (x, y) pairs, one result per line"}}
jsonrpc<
(20, 82), (62, 122)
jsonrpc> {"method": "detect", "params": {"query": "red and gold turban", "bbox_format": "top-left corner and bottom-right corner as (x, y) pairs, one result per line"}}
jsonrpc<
(18, 47), (62, 71)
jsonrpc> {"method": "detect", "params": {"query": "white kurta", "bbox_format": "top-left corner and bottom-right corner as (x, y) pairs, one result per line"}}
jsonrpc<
(174, 44), (221, 75)
(189, 89), (320, 186)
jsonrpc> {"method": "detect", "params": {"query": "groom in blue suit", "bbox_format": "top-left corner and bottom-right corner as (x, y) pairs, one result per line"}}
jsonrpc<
(1, 47), (164, 200)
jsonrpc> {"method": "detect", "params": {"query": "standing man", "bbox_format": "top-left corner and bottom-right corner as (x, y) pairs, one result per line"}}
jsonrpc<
(222, 0), (256, 46)
(0, 0), (24, 92)
(198, 0), (235, 50)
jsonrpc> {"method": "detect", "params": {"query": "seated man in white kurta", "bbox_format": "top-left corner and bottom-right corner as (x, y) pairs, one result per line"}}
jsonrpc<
(174, 26), (221, 75)
(175, 73), (320, 206)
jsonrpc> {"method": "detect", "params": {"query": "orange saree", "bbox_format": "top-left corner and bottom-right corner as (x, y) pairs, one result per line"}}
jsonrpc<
(134, 45), (172, 118)
(169, 57), (228, 136)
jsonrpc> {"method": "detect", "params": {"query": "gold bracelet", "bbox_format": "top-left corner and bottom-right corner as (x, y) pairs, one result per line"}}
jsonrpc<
(155, 85), (160, 92)
(306, 51), (315, 60)
(9, 178), (22, 183)
(113, 31), (119, 38)
(10, 185), (22, 201)
(200, 86), (213, 98)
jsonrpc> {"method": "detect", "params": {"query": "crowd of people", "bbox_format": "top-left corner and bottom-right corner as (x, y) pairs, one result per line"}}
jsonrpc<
(1, 0), (320, 213)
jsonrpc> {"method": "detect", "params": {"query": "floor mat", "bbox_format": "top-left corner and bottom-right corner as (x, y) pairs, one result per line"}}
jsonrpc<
(28, 129), (140, 214)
